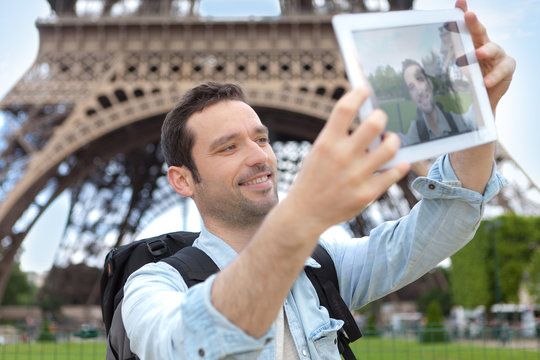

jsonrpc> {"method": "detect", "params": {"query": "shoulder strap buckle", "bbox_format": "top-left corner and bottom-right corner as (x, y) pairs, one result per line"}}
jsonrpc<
(146, 239), (169, 259)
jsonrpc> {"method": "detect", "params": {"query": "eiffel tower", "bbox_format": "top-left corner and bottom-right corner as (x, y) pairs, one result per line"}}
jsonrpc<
(0, 0), (535, 302)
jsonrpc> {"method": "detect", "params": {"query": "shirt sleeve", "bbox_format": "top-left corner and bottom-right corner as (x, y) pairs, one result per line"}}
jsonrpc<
(321, 154), (508, 310)
(122, 261), (274, 359)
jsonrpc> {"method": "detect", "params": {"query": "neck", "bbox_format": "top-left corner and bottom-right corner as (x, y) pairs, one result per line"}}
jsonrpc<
(423, 106), (439, 135)
(202, 217), (264, 253)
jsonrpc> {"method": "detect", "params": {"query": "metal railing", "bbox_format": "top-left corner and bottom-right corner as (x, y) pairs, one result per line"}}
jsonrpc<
(0, 325), (539, 359)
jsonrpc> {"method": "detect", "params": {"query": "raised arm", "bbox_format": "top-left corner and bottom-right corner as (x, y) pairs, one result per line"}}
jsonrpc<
(211, 88), (410, 338)
(449, 0), (515, 193)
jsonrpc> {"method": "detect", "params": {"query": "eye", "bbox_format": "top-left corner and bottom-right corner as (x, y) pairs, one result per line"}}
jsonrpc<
(256, 136), (269, 145)
(219, 144), (237, 153)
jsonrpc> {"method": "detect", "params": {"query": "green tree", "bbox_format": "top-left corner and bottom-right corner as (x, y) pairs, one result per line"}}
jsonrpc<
(1, 262), (37, 305)
(364, 313), (381, 337)
(368, 65), (408, 101)
(526, 248), (540, 302)
(37, 317), (57, 342)
(450, 221), (491, 308)
(451, 215), (540, 308)
(416, 288), (453, 316)
(420, 300), (448, 343)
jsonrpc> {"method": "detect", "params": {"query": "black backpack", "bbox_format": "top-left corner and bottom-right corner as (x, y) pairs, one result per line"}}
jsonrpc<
(101, 231), (362, 360)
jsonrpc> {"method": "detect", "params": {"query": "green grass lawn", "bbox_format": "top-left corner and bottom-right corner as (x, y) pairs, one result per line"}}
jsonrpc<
(1, 336), (538, 359)
(380, 93), (474, 134)
(350, 336), (540, 360)
(0, 341), (106, 360)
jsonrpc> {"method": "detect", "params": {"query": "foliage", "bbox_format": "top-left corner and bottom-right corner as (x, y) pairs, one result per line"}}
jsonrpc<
(368, 65), (409, 101)
(416, 288), (453, 317)
(37, 318), (57, 342)
(39, 263), (101, 305)
(37, 294), (64, 315)
(420, 300), (449, 343)
(1, 262), (37, 305)
(451, 215), (540, 308)
(363, 313), (381, 337)
(526, 242), (540, 302)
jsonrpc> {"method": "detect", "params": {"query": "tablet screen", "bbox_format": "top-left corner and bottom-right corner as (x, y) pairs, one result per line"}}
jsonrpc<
(332, 10), (496, 168)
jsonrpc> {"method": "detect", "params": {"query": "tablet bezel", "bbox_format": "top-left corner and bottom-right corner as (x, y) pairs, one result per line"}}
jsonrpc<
(332, 9), (497, 169)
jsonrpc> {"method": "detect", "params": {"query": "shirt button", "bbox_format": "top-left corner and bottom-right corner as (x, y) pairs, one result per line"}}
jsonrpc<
(302, 349), (307, 356)
(334, 338), (337, 344)
(428, 184), (436, 190)
(198, 348), (205, 357)
(264, 338), (272, 345)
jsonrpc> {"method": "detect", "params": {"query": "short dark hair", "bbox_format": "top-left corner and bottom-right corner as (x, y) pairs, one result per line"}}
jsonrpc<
(161, 82), (245, 182)
(402, 59), (427, 79)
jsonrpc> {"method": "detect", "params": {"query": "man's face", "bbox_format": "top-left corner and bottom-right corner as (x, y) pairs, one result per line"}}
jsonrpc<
(187, 100), (278, 226)
(404, 64), (435, 115)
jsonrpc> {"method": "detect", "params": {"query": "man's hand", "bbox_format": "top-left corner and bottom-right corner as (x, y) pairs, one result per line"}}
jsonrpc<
(211, 88), (409, 338)
(285, 87), (410, 237)
(450, 0), (515, 193)
(456, 0), (516, 113)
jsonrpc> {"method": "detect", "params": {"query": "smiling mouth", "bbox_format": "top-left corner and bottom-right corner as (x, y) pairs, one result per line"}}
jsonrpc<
(240, 174), (270, 186)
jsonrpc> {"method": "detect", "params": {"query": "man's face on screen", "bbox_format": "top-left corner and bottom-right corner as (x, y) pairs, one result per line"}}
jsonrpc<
(404, 64), (435, 115)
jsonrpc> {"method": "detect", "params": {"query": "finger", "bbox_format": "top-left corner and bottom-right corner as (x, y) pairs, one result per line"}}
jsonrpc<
(475, 42), (516, 87)
(455, 0), (468, 13)
(321, 87), (371, 140)
(483, 54), (516, 89)
(475, 41), (505, 63)
(464, 11), (490, 48)
(359, 161), (411, 200)
(454, 0), (468, 13)
(349, 109), (387, 153)
(455, 54), (469, 67)
(443, 21), (459, 33)
(456, 41), (502, 68)
(357, 132), (402, 172)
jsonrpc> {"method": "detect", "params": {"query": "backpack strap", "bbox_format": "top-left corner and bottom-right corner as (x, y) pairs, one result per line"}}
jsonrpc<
(101, 231), (200, 334)
(162, 242), (361, 360)
(437, 102), (459, 135)
(416, 103), (459, 142)
(415, 108), (429, 142)
(161, 246), (220, 287)
(305, 244), (362, 360)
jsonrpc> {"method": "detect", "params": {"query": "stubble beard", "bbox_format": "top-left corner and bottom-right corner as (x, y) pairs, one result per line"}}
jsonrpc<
(193, 180), (279, 228)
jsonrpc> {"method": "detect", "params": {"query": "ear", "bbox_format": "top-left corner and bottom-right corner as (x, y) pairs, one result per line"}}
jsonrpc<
(168, 166), (195, 197)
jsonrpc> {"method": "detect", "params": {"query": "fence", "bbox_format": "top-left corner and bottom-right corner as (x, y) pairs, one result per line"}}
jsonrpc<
(352, 326), (540, 360)
(0, 325), (539, 359)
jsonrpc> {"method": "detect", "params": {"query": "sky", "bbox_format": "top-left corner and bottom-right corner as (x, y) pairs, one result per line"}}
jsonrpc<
(0, 0), (539, 273)
(352, 22), (445, 77)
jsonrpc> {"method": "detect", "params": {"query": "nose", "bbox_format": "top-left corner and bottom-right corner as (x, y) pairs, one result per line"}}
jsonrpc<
(244, 140), (269, 166)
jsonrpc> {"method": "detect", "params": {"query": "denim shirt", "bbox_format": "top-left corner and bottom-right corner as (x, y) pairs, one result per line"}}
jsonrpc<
(122, 154), (507, 359)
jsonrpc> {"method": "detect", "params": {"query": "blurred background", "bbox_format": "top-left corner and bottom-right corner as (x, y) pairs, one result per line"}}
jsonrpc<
(0, 0), (539, 358)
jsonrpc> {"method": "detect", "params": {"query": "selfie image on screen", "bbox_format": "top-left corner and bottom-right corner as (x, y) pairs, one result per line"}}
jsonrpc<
(352, 22), (481, 147)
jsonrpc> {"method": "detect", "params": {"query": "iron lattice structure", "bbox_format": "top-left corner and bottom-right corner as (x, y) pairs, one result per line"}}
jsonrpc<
(0, 0), (533, 302)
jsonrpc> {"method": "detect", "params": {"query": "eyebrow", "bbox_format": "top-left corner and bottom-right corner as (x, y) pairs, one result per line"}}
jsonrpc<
(209, 125), (269, 151)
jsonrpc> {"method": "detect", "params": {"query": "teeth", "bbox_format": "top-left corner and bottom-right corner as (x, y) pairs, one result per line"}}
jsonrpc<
(244, 175), (268, 186)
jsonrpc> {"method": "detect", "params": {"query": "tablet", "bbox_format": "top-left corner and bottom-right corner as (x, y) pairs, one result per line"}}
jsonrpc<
(332, 9), (497, 169)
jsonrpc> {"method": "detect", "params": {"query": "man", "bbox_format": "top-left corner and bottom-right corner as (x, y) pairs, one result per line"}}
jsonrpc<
(122, 1), (515, 358)
(399, 58), (477, 146)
